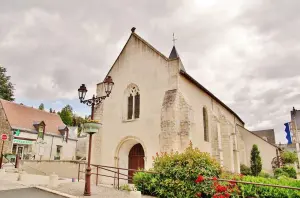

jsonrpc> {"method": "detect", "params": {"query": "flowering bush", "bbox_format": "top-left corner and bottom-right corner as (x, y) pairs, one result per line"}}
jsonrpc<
(84, 119), (100, 123)
(133, 142), (222, 197)
(195, 175), (240, 198)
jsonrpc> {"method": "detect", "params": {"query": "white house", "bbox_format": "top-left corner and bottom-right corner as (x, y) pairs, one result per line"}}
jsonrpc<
(91, 28), (280, 184)
(0, 99), (77, 161)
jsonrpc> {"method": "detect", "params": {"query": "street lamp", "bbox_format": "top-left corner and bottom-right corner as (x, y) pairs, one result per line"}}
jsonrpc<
(78, 76), (114, 196)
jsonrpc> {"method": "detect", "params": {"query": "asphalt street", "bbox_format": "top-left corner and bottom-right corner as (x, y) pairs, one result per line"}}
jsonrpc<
(0, 188), (65, 198)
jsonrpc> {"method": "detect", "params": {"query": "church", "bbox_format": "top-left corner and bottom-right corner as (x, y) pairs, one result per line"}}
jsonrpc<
(91, 27), (279, 184)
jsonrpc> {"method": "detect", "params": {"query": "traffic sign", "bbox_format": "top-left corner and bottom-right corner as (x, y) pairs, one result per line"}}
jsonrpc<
(1, 134), (8, 141)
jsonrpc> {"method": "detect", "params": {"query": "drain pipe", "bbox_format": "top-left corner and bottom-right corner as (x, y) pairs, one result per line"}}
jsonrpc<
(50, 135), (54, 160)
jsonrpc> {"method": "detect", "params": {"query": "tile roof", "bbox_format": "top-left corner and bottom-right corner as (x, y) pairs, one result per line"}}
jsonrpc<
(0, 99), (65, 136)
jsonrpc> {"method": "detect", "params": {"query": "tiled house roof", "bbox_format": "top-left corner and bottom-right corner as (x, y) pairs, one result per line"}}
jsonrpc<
(0, 99), (65, 136)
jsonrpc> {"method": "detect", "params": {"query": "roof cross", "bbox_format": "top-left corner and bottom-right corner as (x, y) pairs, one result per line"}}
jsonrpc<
(172, 33), (177, 46)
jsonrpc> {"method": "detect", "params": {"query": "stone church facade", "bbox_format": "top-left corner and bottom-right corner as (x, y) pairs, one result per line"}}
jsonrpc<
(91, 28), (279, 185)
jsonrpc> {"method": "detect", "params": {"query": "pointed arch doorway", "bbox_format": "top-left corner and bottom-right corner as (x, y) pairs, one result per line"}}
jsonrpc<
(128, 143), (145, 183)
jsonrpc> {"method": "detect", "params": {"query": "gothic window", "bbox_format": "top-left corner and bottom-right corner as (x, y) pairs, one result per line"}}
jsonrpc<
(128, 94), (133, 119)
(203, 107), (209, 142)
(125, 84), (140, 120)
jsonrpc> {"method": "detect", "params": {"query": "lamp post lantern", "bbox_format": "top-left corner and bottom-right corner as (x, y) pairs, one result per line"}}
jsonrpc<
(78, 76), (114, 196)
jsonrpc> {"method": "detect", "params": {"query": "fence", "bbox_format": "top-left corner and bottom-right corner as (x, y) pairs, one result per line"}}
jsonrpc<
(77, 162), (157, 189)
(78, 162), (300, 192)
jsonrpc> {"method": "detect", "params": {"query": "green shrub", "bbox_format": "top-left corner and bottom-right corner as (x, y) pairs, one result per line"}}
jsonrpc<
(132, 171), (158, 196)
(133, 142), (222, 198)
(274, 168), (289, 178)
(119, 184), (131, 191)
(258, 171), (272, 178)
(274, 166), (297, 179)
(282, 166), (297, 179)
(281, 151), (298, 164)
(240, 164), (252, 176)
(239, 175), (300, 198)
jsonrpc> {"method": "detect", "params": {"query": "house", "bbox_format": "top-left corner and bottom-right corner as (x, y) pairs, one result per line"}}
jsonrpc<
(0, 99), (77, 160)
(90, 28), (280, 184)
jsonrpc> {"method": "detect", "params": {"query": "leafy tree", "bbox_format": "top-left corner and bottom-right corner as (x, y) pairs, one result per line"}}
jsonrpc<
(38, 103), (45, 110)
(281, 151), (298, 164)
(58, 105), (73, 126)
(0, 65), (15, 101)
(72, 114), (88, 136)
(250, 144), (262, 176)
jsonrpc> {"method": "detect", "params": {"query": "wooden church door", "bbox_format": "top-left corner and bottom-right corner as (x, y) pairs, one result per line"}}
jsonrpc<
(128, 143), (145, 183)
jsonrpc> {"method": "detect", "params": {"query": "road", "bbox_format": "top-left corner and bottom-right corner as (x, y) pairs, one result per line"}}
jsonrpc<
(0, 188), (65, 198)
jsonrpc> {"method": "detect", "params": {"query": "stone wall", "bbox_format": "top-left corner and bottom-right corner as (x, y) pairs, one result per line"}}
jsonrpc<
(20, 160), (85, 180)
(160, 89), (193, 153)
(0, 101), (12, 155)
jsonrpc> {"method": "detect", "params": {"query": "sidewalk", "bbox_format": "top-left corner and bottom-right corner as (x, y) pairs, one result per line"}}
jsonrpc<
(0, 171), (155, 198)
(43, 181), (155, 198)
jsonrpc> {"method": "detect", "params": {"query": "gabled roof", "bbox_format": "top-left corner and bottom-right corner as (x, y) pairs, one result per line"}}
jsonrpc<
(101, 28), (244, 125)
(0, 99), (65, 136)
(180, 70), (244, 125)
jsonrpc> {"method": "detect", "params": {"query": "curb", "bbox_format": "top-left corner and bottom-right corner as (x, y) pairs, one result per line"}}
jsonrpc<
(35, 186), (79, 198)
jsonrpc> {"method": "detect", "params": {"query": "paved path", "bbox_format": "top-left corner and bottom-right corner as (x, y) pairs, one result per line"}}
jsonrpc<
(46, 181), (155, 198)
(0, 187), (65, 198)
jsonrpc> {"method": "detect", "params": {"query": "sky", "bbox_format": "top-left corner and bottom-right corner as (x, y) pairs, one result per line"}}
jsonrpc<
(1, 0), (299, 143)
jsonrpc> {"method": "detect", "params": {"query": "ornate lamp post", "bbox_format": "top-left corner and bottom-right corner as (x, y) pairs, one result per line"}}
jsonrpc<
(78, 76), (114, 196)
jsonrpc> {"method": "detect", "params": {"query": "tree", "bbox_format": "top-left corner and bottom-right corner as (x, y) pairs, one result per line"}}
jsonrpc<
(0, 65), (15, 101)
(38, 103), (45, 110)
(58, 105), (73, 126)
(281, 151), (298, 165)
(72, 114), (87, 137)
(250, 144), (262, 176)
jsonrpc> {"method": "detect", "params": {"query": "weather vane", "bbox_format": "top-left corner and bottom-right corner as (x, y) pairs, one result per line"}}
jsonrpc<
(172, 33), (177, 46)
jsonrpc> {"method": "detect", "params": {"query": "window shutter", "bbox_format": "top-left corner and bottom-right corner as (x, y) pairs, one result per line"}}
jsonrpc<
(128, 94), (133, 119)
(134, 93), (140, 118)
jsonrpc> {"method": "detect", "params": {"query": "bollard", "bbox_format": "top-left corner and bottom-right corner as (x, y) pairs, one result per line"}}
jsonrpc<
(49, 173), (59, 188)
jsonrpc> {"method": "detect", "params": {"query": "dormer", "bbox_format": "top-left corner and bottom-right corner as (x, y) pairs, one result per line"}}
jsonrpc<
(58, 126), (69, 143)
(33, 121), (46, 139)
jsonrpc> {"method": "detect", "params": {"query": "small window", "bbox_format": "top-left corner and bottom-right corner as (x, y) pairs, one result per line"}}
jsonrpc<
(38, 125), (44, 139)
(203, 107), (209, 142)
(262, 136), (268, 141)
(55, 145), (62, 160)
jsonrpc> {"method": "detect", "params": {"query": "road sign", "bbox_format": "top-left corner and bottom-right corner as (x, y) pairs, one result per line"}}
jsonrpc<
(1, 134), (8, 141)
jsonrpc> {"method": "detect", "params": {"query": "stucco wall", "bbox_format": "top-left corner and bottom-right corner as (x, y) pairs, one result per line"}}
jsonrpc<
(238, 125), (277, 173)
(92, 35), (177, 171)
(178, 75), (242, 153)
